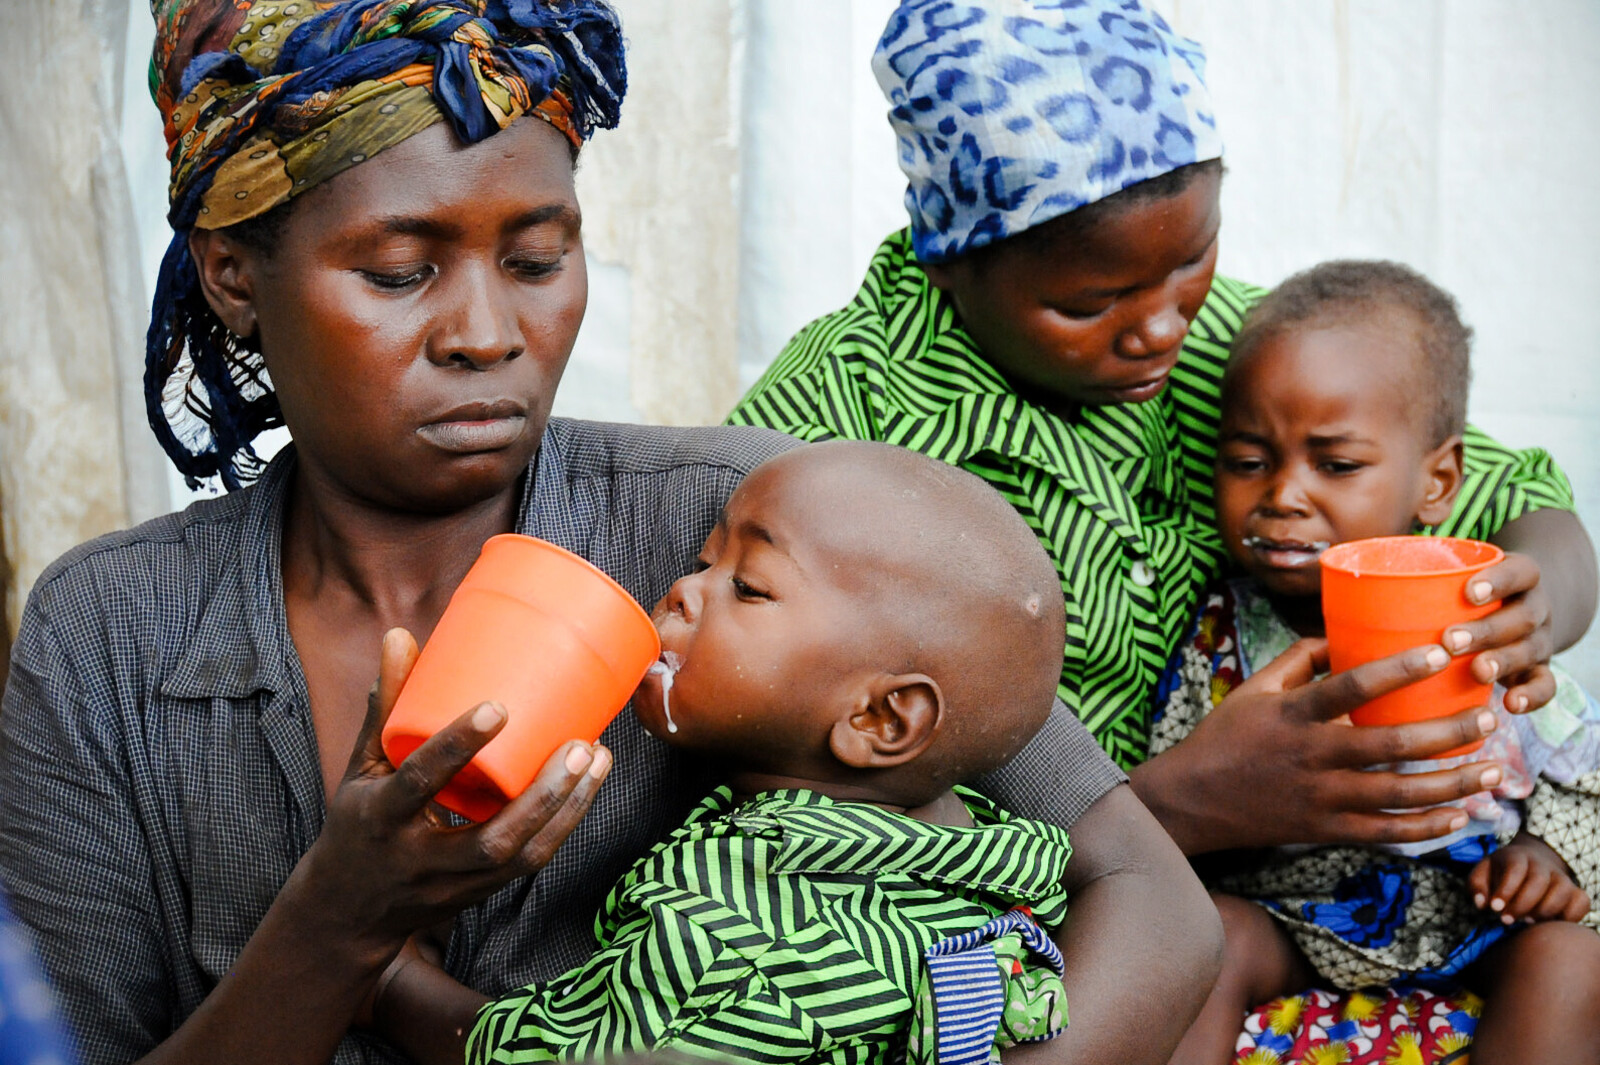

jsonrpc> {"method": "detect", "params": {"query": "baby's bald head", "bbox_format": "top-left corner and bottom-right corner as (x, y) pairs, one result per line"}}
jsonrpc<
(737, 441), (1065, 794)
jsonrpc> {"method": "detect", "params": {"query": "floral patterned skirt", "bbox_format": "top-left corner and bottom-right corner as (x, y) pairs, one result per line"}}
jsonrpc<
(1234, 987), (1478, 1064)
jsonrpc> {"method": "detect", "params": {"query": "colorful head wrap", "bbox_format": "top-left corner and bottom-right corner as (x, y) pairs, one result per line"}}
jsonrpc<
(147, 0), (626, 488)
(872, 0), (1222, 264)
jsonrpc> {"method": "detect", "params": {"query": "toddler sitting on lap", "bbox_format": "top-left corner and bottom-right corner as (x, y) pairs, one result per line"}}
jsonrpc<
(469, 440), (1101, 1064)
(1154, 261), (1600, 1065)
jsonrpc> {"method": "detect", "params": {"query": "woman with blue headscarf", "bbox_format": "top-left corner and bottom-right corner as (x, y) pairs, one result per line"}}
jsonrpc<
(0, 2), (1223, 1062)
(731, 0), (1596, 875)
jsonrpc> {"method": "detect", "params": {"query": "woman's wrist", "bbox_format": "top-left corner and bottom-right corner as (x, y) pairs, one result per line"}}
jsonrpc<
(1128, 750), (1215, 857)
(276, 846), (406, 976)
(368, 954), (490, 1064)
(368, 948), (423, 1030)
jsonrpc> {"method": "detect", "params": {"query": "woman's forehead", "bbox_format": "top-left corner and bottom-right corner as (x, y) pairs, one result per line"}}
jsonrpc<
(279, 117), (579, 235)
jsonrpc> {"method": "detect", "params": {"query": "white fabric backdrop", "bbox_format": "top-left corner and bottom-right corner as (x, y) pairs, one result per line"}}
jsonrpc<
(0, 0), (169, 645)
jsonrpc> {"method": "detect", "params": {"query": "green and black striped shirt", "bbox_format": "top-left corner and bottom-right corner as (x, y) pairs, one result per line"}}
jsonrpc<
(728, 230), (1575, 768)
(469, 787), (1072, 1065)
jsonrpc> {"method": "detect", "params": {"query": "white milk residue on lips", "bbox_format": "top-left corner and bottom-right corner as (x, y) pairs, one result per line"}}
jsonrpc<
(646, 650), (684, 733)
(1242, 536), (1330, 559)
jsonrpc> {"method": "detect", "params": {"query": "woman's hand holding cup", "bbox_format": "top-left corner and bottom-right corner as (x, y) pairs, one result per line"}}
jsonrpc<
(1443, 549), (1558, 713)
(294, 628), (611, 965)
(1140, 638), (1503, 855)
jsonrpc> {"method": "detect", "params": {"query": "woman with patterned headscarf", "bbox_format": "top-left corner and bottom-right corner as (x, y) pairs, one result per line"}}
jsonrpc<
(0, 2), (1220, 1063)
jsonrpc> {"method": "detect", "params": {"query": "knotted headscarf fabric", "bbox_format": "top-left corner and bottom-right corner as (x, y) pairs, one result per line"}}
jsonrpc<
(872, 0), (1222, 265)
(146, 0), (626, 488)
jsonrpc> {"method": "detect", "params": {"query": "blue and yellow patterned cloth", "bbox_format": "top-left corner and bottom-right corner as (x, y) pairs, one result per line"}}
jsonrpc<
(1152, 577), (1600, 992)
(871, 0), (1223, 263)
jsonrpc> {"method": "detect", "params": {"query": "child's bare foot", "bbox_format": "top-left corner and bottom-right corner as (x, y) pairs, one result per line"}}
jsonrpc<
(1468, 831), (1591, 924)
(1167, 894), (1311, 1065)
(1468, 920), (1600, 1064)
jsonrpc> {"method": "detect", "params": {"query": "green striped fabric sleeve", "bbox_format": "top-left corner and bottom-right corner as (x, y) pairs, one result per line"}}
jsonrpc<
(1437, 426), (1575, 538)
(729, 319), (875, 443)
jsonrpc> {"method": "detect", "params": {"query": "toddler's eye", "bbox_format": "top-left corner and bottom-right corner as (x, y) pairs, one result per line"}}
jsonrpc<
(1220, 456), (1266, 475)
(1320, 460), (1365, 476)
(731, 576), (770, 601)
(690, 557), (712, 574)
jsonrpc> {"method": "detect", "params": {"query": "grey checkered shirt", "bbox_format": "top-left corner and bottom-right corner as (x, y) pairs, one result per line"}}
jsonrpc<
(0, 418), (1124, 1065)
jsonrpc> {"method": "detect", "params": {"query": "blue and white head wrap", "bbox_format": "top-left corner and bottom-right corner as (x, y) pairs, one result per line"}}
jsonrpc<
(872, 0), (1222, 264)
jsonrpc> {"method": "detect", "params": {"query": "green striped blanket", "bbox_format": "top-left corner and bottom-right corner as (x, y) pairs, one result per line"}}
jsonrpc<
(468, 786), (1072, 1064)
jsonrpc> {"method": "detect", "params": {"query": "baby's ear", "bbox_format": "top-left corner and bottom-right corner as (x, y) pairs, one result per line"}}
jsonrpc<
(828, 675), (944, 770)
(1416, 434), (1465, 527)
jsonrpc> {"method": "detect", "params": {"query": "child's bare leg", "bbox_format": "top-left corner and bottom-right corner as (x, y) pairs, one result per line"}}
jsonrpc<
(1168, 894), (1313, 1065)
(1467, 921), (1600, 1065)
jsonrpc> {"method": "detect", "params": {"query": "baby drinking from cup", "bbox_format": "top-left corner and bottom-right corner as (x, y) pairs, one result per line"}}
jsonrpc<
(1154, 261), (1600, 1064)
(453, 440), (1175, 1063)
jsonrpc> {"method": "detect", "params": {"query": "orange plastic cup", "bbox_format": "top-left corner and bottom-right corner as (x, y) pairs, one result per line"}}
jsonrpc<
(1320, 536), (1503, 757)
(381, 534), (660, 822)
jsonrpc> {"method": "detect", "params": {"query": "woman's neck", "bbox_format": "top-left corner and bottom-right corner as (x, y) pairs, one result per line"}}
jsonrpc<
(281, 456), (523, 635)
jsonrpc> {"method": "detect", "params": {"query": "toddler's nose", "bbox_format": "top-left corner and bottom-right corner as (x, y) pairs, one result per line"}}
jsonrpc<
(660, 573), (701, 625)
(1259, 475), (1313, 516)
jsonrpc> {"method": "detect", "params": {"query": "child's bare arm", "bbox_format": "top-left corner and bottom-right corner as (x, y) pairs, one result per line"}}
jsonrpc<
(1005, 784), (1223, 1065)
(367, 942), (488, 1065)
(1469, 831), (1592, 924)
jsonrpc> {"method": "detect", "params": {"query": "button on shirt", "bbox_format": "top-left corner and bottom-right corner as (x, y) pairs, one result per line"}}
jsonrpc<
(0, 419), (1125, 1065)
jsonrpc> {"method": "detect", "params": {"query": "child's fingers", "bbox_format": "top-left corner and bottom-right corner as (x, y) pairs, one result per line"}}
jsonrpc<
(1502, 862), (1552, 922)
(1563, 888), (1593, 923)
(1487, 852), (1527, 915)
(1531, 879), (1580, 923)
(1499, 664), (1557, 714)
(1468, 857), (1494, 909)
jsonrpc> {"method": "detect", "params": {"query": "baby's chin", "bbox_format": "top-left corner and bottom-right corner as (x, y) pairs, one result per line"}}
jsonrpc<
(1231, 556), (1324, 601)
(1252, 571), (1322, 602)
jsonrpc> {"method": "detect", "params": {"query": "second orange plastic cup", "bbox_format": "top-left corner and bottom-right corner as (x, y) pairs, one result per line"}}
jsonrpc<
(381, 534), (661, 822)
(1321, 536), (1503, 757)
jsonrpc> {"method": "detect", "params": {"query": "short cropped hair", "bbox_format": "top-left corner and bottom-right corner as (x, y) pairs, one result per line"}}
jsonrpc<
(1229, 260), (1472, 445)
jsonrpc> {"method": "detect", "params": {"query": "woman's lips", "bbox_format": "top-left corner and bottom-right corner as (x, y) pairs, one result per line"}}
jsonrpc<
(1100, 372), (1172, 403)
(416, 401), (528, 453)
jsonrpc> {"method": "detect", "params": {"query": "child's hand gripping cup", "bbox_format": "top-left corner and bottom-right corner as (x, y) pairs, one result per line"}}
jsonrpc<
(381, 535), (661, 822)
(1320, 536), (1504, 757)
